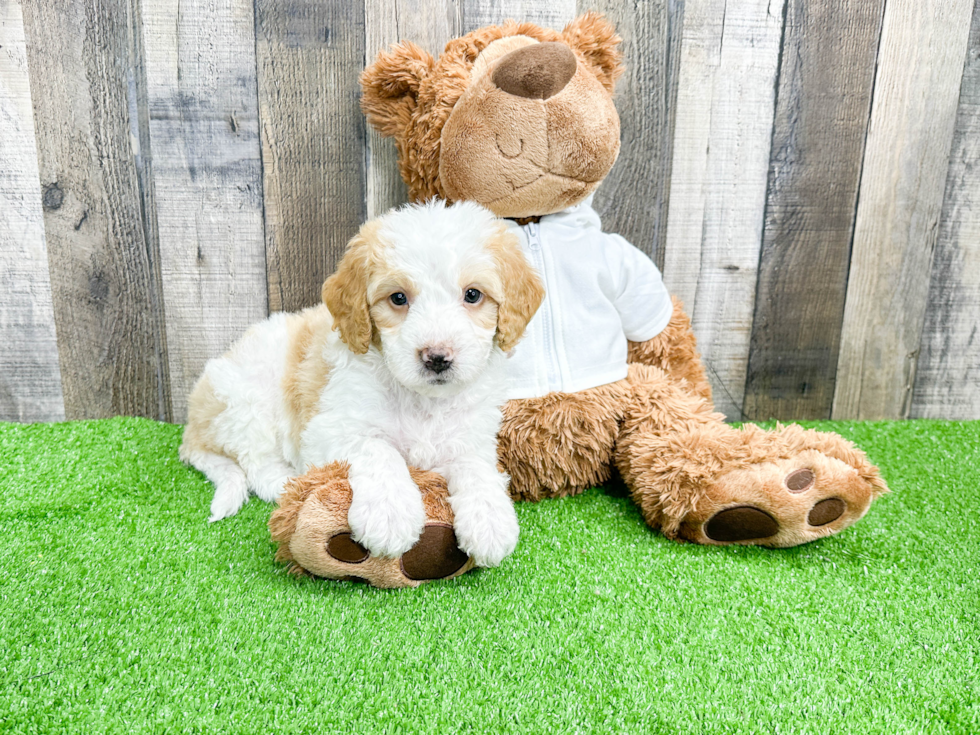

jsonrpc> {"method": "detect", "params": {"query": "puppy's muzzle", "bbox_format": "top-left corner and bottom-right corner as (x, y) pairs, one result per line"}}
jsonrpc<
(420, 347), (454, 375)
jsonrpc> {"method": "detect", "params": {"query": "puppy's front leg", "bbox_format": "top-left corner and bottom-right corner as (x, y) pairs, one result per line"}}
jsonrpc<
(444, 453), (519, 568)
(306, 436), (426, 558)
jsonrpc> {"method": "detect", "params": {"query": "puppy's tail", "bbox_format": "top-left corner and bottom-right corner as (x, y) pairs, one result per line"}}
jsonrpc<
(180, 445), (249, 523)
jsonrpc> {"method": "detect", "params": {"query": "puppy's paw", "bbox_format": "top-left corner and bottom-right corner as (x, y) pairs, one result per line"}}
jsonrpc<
(451, 493), (519, 568)
(348, 479), (426, 558)
(209, 485), (248, 523)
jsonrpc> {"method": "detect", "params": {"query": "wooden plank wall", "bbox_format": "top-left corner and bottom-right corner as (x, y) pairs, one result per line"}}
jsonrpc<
(21, 0), (172, 421)
(0, 0), (64, 421)
(911, 0), (980, 420)
(743, 0), (884, 421)
(142, 0), (268, 421)
(2, 0), (979, 423)
(833, 0), (974, 420)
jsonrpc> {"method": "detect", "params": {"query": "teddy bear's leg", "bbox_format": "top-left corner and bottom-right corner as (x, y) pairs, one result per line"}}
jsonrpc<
(498, 381), (630, 502)
(627, 296), (713, 403)
(268, 463), (475, 588)
(614, 365), (888, 547)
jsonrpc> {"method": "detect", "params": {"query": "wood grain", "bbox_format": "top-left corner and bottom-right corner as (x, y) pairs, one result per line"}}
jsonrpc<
(255, 0), (367, 313)
(911, 4), (980, 420)
(463, 0), (576, 32)
(832, 0), (974, 420)
(0, 0), (64, 422)
(742, 0), (884, 421)
(579, 0), (684, 268)
(661, 0), (786, 421)
(364, 0), (463, 219)
(141, 0), (268, 423)
(21, 0), (171, 420)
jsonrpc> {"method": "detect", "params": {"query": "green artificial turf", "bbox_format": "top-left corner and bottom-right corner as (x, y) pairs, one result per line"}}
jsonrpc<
(1, 418), (978, 734)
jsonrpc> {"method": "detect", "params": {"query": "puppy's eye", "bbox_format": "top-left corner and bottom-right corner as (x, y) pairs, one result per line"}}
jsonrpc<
(464, 288), (483, 304)
(389, 292), (408, 307)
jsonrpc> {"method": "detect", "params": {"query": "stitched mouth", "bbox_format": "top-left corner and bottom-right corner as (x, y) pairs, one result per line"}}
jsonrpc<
(495, 134), (524, 159)
(491, 169), (597, 206)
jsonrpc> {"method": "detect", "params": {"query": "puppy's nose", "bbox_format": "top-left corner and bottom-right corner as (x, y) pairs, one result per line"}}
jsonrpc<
(491, 42), (577, 100)
(420, 347), (454, 374)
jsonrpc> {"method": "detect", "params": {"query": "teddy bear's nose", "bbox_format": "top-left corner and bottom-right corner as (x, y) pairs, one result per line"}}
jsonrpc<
(491, 42), (577, 100)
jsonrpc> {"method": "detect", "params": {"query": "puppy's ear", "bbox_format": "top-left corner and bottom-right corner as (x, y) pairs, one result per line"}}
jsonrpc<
(322, 224), (380, 355)
(561, 12), (624, 94)
(360, 42), (435, 140)
(488, 229), (545, 353)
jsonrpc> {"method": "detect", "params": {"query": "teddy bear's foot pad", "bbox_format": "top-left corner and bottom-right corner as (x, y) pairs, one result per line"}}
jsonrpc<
(401, 523), (469, 580)
(679, 450), (884, 548)
(808, 498), (846, 526)
(703, 506), (779, 542)
(327, 533), (369, 563)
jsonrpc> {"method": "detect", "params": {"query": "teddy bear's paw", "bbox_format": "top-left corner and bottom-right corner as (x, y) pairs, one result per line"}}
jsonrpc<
(677, 449), (886, 548)
(318, 524), (470, 584)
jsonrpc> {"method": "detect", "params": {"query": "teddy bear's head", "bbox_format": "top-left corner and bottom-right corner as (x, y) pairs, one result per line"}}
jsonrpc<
(361, 12), (624, 219)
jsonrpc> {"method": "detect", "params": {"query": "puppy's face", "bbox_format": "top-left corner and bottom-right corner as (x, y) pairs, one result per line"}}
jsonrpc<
(323, 201), (544, 396)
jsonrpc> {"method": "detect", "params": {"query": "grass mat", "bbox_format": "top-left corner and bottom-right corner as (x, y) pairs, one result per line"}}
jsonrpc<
(1, 417), (977, 734)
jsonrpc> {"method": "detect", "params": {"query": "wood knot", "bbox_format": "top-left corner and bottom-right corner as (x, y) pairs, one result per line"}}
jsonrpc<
(43, 183), (64, 211)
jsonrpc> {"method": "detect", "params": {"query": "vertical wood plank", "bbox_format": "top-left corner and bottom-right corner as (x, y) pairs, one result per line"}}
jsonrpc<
(142, 0), (268, 423)
(742, 0), (884, 421)
(255, 0), (367, 313)
(364, 0), (463, 219)
(462, 0), (576, 33)
(21, 0), (171, 421)
(661, 0), (786, 421)
(832, 0), (974, 420)
(911, 4), (980, 420)
(579, 0), (684, 268)
(0, 0), (64, 422)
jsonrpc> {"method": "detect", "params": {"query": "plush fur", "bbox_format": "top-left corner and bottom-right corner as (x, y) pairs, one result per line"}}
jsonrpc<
(271, 12), (888, 587)
(182, 200), (543, 567)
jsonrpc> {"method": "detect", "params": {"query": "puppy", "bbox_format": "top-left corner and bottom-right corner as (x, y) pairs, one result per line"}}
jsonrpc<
(180, 200), (544, 566)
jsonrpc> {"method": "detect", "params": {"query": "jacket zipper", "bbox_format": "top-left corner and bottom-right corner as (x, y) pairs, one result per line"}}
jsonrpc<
(525, 222), (560, 388)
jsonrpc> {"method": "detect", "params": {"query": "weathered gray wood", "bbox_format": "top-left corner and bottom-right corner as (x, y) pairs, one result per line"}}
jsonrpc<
(364, 0), (463, 219)
(141, 0), (268, 423)
(742, 0), (884, 421)
(255, 0), (367, 313)
(580, 0), (683, 269)
(0, 0), (64, 422)
(463, 0), (575, 33)
(21, 0), (171, 421)
(911, 3), (980, 420)
(661, 0), (786, 421)
(833, 0), (974, 420)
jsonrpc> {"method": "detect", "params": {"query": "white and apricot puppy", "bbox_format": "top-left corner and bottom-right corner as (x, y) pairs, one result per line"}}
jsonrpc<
(180, 200), (544, 567)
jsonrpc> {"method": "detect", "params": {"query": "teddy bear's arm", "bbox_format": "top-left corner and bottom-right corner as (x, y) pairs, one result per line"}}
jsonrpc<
(603, 233), (673, 344)
(627, 296), (713, 403)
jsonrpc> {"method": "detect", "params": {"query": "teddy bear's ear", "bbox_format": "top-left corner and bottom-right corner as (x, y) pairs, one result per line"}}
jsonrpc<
(360, 41), (435, 139)
(561, 12), (624, 94)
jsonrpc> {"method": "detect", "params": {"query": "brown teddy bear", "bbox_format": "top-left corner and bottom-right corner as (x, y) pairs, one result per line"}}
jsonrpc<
(269, 12), (887, 587)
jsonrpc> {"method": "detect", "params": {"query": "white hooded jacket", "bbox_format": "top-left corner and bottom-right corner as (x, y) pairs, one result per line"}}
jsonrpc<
(503, 196), (673, 400)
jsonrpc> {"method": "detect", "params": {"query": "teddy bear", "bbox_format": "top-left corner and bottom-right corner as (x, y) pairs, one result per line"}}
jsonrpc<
(269, 12), (888, 587)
